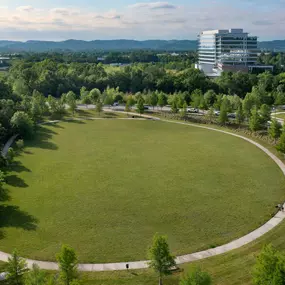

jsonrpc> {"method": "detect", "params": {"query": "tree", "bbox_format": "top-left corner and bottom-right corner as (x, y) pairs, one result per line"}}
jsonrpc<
(204, 90), (216, 108)
(148, 234), (176, 285)
(56, 245), (78, 285)
(277, 127), (285, 156)
(158, 93), (167, 111)
(89, 88), (101, 104)
(150, 92), (158, 109)
(249, 106), (262, 132)
(80, 87), (89, 104)
(10, 111), (34, 138)
(206, 107), (215, 124)
(269, 119), (282, 143)
(259, 104), (271, 125)
(0, 170), (5, 188)
(136, 96), (145, 115)
(180, 267), (212, 285)
(191, 89), (203, 109)
(7, 147), (15, 165)
(253, 244), (285, 285)
(5, 250), (28, 285)
(219, 99), (228, 125)
(236, 102), (245, 126)
(243, 93), (257, 119)
(104, 94), (114, 106)
(25, 264), (47, 285)
(171, 98), (179, 114)
(66, 91), (77, 115)
(95, 99), (103, 116)
(180, 102), (187, 120)
(125, 100), (131, 115)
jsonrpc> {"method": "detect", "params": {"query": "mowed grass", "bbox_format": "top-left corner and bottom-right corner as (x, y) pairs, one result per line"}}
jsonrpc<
(1, 119), (285, 263)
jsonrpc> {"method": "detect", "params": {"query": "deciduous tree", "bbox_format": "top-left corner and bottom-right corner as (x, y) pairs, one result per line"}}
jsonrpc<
(6, 250), (28, 285)
(253, 244), (285, 285)
(148, 234), (176, 285)
(249, 106), (262, 132)
(56, 245), (78, 285)
(10, 111), (34, 138)
(269, 119), (282, 142)
(277, 127), (285, 156)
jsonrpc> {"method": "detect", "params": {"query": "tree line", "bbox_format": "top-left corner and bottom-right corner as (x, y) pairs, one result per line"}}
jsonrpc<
(3, 237), (284, 285)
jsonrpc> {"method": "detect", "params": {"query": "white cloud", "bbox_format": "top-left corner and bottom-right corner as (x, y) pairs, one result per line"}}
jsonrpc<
(128, 2), (177, 10)
(16, 6), (34, 12)
(0, 2), (284, 40)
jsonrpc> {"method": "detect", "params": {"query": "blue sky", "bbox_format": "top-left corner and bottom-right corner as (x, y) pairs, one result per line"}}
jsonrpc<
(0, 0), (284, 41)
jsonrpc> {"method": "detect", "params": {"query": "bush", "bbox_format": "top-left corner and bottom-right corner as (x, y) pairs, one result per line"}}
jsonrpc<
(16, 139), (24, 150)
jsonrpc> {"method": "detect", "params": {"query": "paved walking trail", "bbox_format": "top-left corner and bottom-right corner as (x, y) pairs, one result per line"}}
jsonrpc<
(1, 112), (285, 271)
(272, 111), (285, 125)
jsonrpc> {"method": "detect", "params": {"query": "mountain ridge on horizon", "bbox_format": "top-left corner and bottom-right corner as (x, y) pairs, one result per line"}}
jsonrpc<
(0, 39), (284, 52)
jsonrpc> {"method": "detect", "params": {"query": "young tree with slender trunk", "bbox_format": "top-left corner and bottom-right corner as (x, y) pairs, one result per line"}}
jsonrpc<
(5, 250), (28, 285)
(96, 99), (103, 116)
(219, 100), (228, 125)
(148, 234), (176, 285)
(206, 107), (215, 124)
(56, 245), (78, 285)
(269, 119), (282, 143)
(180, 102), (187, 120)
(249, 106), (261, 132)
(277, 126), (285, 156)
(136, 97), (145, 116)
(236, 102), (245, 126)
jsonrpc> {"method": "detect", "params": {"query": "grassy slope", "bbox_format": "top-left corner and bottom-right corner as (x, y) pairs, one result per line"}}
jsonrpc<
(79, 220), (285, 285)
(1, 120), (285, 264)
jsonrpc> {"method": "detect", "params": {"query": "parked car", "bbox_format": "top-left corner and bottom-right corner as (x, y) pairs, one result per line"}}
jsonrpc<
(113, 102), (119, 106)
(214, 110), (220, 116)
(187, 108), (199, 113)
(228, 113), (236, 119)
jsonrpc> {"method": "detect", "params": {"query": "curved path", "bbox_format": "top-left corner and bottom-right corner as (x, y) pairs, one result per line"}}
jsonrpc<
(272, 111), (285, 125)
(1, 112), (285, 272)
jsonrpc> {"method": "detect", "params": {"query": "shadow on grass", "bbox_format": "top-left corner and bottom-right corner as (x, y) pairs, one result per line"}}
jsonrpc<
(9, 161), (31, 173)
(103, 112), (120, 118)
(5, 175), (28, 188)
(76, 110), (94, 118)
(63, 119), (85, 125)
(0, 205), (38, 231)
(24, 126), (58, 151)
(0, 188), (10, 202)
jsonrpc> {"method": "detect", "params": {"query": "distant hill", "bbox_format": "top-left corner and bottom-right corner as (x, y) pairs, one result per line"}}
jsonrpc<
(0, 40), (197, 52)
(0, 39), (284, 52)
(258, 40), (285, 51)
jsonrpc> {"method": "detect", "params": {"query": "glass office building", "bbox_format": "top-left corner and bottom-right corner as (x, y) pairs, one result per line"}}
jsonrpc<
(197, 29), (259, 76)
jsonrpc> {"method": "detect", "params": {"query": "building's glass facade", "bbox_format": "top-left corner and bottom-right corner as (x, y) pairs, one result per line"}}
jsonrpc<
(198, 29), (258, 67)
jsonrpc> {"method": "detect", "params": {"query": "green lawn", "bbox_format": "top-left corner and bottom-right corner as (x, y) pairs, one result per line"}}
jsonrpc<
(77, 220), (285, 285)
(1, 119), (285, 263)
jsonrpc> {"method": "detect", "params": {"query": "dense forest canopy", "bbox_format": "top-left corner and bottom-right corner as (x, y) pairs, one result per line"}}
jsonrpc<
(0, 51), (284, 150)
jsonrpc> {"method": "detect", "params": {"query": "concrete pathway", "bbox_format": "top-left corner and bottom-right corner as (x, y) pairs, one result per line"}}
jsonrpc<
(272, 112), (285, 125)
(1, 134), (18, 157)
(1, 113), (285, 271)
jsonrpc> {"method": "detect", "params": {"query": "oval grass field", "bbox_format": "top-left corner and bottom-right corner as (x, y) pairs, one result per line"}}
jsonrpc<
(1, 119), (285, 263)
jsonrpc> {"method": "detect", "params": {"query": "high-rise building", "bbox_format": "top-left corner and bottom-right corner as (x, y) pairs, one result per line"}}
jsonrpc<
(196, 29), (261, 76)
